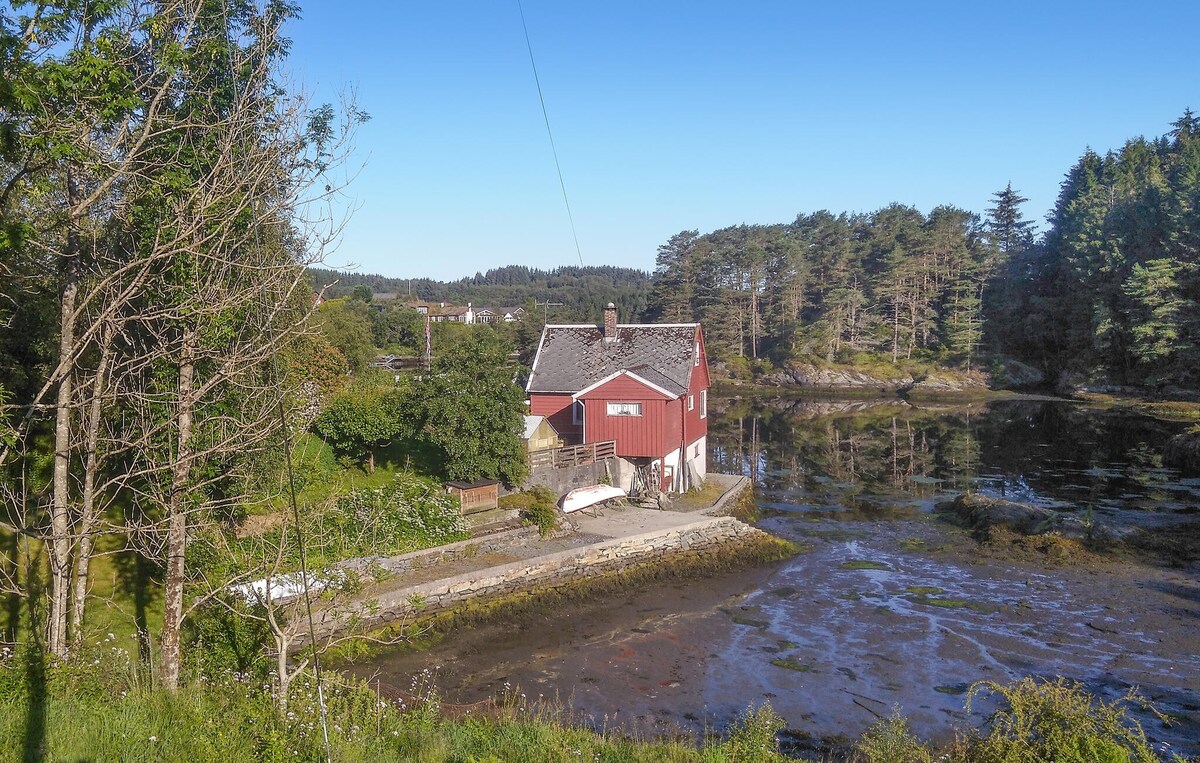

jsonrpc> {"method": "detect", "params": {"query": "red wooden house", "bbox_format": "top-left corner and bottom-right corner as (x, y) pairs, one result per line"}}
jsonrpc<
(526, 304), (710, 493)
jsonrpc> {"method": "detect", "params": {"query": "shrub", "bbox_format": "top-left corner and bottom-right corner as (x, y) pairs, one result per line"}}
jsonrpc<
(965, 677), (1162, 763)
(856, 708), (932, 763)
(223, 472), (470, 575)
(313, 472), (468, 559)
(522, 503), (559, 537)
(506, 485), (559, 536)
(723, 355), (753, 380)
(721, 702), (787, 762)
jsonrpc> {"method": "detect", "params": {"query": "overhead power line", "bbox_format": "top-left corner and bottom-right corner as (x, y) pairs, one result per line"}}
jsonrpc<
(516, 0), (585, 267)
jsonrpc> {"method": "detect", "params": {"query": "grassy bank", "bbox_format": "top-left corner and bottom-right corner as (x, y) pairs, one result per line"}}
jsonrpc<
(0, 653), (1185, 763)
(0, 653), (791, 763)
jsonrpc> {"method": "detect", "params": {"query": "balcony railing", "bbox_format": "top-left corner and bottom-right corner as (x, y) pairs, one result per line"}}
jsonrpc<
(528, 440), (617, 469)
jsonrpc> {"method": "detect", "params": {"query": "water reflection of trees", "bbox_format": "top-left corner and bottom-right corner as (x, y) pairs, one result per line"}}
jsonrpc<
(709, 397), (984, 500)
(708, 396), (1189, 510)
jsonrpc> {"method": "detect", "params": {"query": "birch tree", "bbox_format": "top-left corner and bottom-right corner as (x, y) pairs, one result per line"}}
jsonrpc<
(1, 0), (363, 678)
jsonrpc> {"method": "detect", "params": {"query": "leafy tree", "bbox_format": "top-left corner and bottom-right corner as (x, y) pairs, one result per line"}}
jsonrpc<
(409, 332), (526, 485)
(316, 298), (375, 371)
(312, 379), (405, 473)
(0, 0), (365, 681)
(370, 301), (423, 353)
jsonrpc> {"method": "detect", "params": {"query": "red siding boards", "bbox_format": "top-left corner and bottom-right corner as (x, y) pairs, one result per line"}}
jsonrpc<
(576, 373), (677, 459)
(529, 327), (711, 470)
(683, 328), (709, 445)
(575, 374), (673, 403)
(529, 393), (580, 442)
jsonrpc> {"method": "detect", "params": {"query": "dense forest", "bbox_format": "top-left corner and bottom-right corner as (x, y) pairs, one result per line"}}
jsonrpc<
(646, 112), (1200, 391)
(308, 264), (653, 323)
(645, 203), (1004, 371)
(994, 111), (1200, 389)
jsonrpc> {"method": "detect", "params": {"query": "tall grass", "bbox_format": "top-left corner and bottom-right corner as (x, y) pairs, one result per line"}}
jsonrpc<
(0, 648), (787, 763)
(0, 651), (1185, 763)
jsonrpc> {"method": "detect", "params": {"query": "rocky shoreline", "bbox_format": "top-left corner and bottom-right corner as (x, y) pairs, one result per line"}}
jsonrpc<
(711, 357), (1047, 397)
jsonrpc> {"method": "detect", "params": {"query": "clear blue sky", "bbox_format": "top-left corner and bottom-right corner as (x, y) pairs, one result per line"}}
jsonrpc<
(285, 1), (1199, 281)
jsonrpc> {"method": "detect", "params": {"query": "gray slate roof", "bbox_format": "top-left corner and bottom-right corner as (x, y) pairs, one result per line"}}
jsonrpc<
(527, 324), (699, 397)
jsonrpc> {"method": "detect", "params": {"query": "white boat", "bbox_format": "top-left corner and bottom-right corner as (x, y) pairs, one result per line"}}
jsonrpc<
(230, 570), (339, 605)
(560, 484), (626, 513)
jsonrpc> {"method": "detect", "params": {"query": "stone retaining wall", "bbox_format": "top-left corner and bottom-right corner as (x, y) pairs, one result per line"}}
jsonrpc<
(340, 524), (543, 579)
(698, 473), (751, 516)
(309, 513), (767, 642)
(524, 456), (635, 495)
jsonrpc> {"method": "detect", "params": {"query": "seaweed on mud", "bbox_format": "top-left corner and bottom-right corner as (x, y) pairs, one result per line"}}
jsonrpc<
(840, 559), (892, 570)
(770, 658), (814, 672)
(909, 595), (993, 613)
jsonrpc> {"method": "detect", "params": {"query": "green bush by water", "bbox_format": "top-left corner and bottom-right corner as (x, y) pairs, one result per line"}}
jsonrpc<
(501, 485), (560, 536)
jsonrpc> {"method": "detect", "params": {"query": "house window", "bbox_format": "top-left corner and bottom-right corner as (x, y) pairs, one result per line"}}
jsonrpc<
(694, 342), (700, 367)
(572, 400), (584, 425)
(606, 402), (642, 417)
(688, 394), (694, 411)
(700, 390), (707, 419)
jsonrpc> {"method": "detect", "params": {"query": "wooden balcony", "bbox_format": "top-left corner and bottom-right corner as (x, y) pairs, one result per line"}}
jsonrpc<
(528, 440), (617, 469)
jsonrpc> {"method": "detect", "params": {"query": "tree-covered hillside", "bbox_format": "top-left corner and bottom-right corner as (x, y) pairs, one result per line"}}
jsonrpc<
(644, 204), (1007, 372)
(992, 110), (1200, 389)
(645, 112), (1200, 392)
(309, 264), (653, 323)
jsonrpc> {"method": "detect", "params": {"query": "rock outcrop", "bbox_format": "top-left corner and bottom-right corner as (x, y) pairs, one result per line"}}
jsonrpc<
(992, 358), (1045, 389)
(757, 363), (990, 393)
(935, 493), (1130, 543)
(758, 363), (909, 391)
(1164, 430), (1200, 474)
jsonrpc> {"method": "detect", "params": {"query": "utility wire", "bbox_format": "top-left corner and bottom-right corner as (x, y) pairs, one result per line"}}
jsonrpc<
(516, 0), (585, 267)
(277, 399), (333, 763)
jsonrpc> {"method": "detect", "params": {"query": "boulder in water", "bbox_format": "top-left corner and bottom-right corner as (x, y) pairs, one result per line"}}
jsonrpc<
(1164, 429), (1200, 474)
(936, 494), (1057, 539)
(936, 493), (1132, 544)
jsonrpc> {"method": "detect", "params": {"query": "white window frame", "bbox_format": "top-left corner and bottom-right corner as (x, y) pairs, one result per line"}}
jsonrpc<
(606, 402), (642, 417)
(688, 394), (694, 411)
(694, 341), (700, 367)
(572, 400), (584, 425)
(700, 389), (707, 419)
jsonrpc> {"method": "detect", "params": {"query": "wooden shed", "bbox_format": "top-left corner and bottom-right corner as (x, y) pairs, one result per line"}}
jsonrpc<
(444, 480), (500, 515)
(523, 414), (562, 453)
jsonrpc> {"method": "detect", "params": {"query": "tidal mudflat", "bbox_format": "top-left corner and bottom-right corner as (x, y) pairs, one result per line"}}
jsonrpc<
(350, 397), (1200, 758)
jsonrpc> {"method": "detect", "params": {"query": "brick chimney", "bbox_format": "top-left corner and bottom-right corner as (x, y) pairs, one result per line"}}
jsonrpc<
(603, 302), (618, 340)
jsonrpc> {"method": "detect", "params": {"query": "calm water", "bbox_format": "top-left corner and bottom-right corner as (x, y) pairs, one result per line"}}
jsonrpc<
(355, 396), (1200, 757)
(710, 396), (1200, 527)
